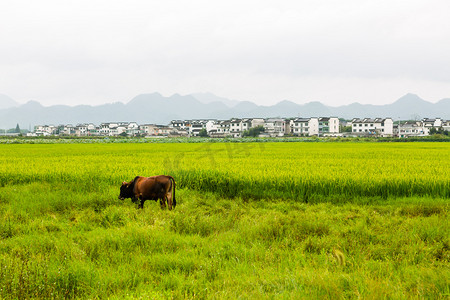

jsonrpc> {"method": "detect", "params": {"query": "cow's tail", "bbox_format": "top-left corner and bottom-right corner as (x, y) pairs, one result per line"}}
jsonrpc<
(168, 175), (176, 208)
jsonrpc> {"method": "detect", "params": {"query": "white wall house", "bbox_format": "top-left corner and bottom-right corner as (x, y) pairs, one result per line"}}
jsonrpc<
(397, 121), (427, 137)
(169, 120), (188, 131)
(126, 122), (140, 136)
(442, 120), (450, 132)
(155, 125), (171, 136)
(351, 118), (393, 137)
(140, 124), (158, 136)
(422, 118), (443, 134)
(99, 123), (115, 136)
(308, 118), (319, 136)
(34, 125), (57, 136)
(290, 118), (320, 136)
(291, 118), (311, 136)
(319, 117), (340, 136)
(396, 118), (447, 137)
(380, 118), (394, 136)
(189, 120), (207, 137)
(251, 118), (265, 128)
(205, 120), (219, 133)
(264, 118), (285, 137)
(115, 125), (126, 135)
(75, 125), (86, 136)
(229, 119), (243, 137)
(241, 119), (252, 133)
(61, 124), (75, 136)
(77, 123), (97, 136)
(214, 120), (231, 137)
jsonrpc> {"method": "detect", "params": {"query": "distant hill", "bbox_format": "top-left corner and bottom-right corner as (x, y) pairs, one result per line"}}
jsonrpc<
(0, 93), (449, 129)
(0, 94), (19, 110)
(189, 92), (240, 107)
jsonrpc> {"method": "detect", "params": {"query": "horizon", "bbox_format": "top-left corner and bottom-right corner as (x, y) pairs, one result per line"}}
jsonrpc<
(1, 1), (450, 107)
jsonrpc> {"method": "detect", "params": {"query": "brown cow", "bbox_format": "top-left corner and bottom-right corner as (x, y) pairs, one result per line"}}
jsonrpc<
(119, 175), (176, 209)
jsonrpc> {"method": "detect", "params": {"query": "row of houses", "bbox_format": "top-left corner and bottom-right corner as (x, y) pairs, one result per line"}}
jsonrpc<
(350, 118), (450, 137)
(33, 122), (171, 137)
(30, 117), (449, 138)
(171, 117), (340, 137)
(30, 117), (341, 138)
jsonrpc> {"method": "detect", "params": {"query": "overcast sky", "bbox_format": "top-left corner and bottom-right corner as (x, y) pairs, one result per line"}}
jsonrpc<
(1, 0), (449, 107)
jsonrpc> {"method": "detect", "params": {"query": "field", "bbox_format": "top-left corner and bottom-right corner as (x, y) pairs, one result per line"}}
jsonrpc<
(0, 141), (448, 298)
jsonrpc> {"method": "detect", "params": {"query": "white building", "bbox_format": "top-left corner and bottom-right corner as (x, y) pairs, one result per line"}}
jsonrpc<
(75, 123), (97, 136)
(251, 118), (265, 128)
(290, 118), (319, 136)
(205, 120), (219, 133)
(126, 122), (141, 136)
(34, 125), (57, 136)
(442, 120), (450, 132)
(214, 120), (231, 137)
(351, 118), (393, 137)
(99, 123), (115, 136)
(155, 125), (171, 136)
(264, 118), (286, 137)
(319, 117), (340, 136)
(140, 124), (158, 136)
(291, 118), (312, 136)
(397, 121), (427, 137)
(169, 120), (188, 131)
(229, 119), (243, 137)
(396, 118), (447, 137)
(188, 120), (208, 137)
(60, 124), (75, 136)
(422, 118), (443, 134)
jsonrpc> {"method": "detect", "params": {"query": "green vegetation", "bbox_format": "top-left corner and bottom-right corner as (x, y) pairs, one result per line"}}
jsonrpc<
(430, 127), (449, 136)
(1, 142), (448, 200)
(198, 128), (208, 137)
(242, 125), (265, 137)
(0, 142), (448, 298)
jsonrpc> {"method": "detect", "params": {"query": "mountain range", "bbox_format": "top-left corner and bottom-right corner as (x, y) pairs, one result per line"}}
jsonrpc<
(0, 93), (449, 129)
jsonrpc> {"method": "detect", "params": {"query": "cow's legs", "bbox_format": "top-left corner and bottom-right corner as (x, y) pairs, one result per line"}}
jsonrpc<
(159, 198), (166, 209)
(166, 195), (173, 210)
(139, 200), (145, 209)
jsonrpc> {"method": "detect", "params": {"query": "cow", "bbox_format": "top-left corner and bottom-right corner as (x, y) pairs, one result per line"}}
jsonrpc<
(119, 175), (176, 210)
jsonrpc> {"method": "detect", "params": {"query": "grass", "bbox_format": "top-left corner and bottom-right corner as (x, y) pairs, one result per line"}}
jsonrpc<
(0, 142), (449, 199)
(0, 183), (448, 299)
(0, 142), (448, 298)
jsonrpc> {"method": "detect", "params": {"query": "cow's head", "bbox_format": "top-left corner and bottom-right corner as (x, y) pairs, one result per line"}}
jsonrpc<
(119, 180), (134, 200)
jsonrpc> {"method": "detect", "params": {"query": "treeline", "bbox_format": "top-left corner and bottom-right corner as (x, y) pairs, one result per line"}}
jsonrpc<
(0, 123), (29, 135)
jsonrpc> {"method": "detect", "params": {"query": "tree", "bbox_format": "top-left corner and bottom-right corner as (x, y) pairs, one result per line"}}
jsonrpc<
(340, 125), (352, 133)
(242, 126), (265, 137)
(430, 127), (448, 136)
(198, 128), (208, 137)
(15, 123), (21, 133)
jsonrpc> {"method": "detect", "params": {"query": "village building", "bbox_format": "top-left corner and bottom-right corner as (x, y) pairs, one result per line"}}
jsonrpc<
(264, 118), (285, 137)
(31, 116), (448, 138)
(396, 121), (427, 138)
(350, 118), (394, 137)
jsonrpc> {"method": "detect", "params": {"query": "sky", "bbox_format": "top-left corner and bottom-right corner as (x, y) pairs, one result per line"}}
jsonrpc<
(1, 0), (449, 107)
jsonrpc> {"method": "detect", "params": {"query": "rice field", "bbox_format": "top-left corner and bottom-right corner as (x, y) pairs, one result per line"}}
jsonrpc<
(1, 142), (449, 200)
(0, 141), (448, 298)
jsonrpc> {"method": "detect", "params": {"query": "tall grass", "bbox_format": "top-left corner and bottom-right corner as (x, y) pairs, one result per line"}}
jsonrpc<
(0, 184), (448, 299)
(0, 142), (448, 200)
